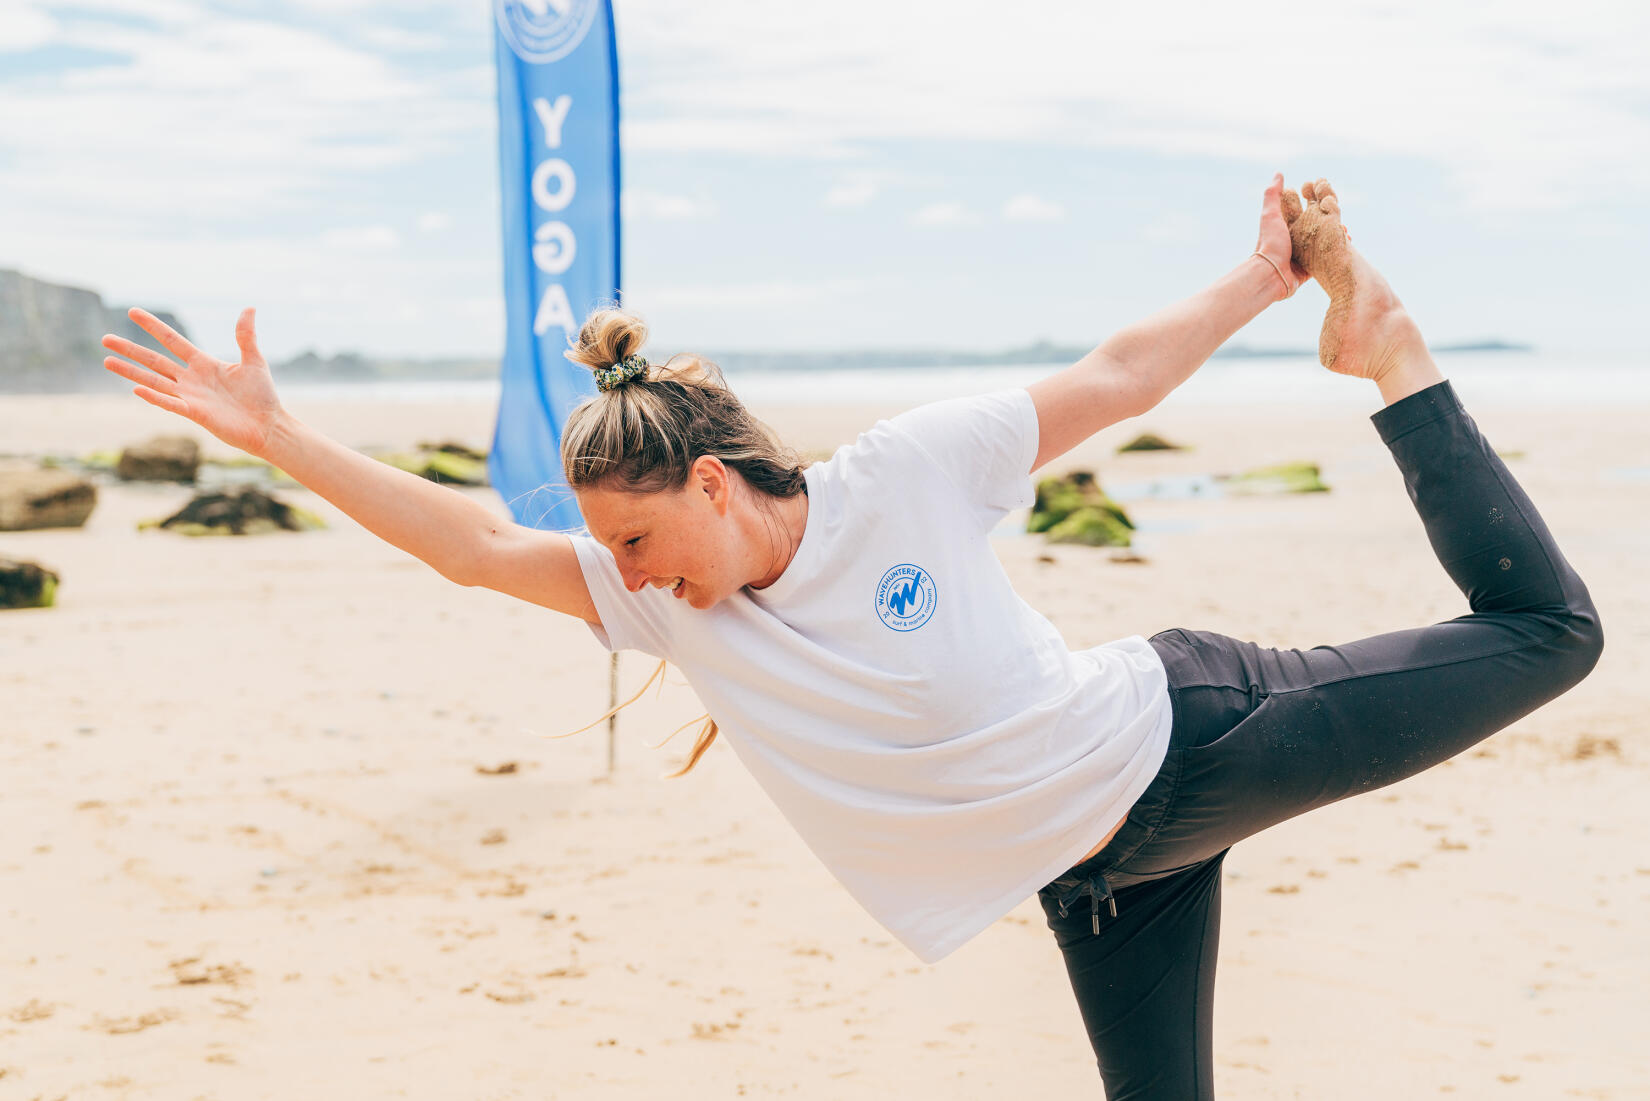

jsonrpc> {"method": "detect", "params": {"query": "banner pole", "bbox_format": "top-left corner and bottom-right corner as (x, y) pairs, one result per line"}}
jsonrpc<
(489, 1), (623, 778)
(607, 652), (618, 774)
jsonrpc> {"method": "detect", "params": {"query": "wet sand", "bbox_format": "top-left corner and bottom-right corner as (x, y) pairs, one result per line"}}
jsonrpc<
(1, 386), (1645, 1098)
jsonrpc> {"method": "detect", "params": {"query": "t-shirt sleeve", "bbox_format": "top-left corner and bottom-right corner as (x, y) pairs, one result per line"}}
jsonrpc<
(885, 388), (1041, 532)
(567, 533), (677, 660)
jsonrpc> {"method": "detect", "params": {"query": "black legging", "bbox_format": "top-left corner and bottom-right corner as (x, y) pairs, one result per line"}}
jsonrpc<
(1036, 380), (1604, 1099)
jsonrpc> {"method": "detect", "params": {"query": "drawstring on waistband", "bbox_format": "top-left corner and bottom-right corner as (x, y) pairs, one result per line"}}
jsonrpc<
(1050, 868), (1119, 935)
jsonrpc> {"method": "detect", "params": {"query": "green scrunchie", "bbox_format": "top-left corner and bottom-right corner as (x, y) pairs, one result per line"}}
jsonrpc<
(595, 353), (649, 392)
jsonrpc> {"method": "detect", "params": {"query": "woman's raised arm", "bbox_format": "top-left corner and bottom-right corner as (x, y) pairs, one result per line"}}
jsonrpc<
(101, 307), (600, 624)
(1027, 174), (1314, 472)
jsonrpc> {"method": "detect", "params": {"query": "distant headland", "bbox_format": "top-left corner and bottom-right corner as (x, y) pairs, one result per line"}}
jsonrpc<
(701, 339), (1535, 374)
(264, 337), (1534, 385)
(0, 267), (1534, 393)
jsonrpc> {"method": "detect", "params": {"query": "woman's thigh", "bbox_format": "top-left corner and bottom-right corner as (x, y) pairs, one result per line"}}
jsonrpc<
(1038, 852), (1228, 1100)
(1121, 616), (1583, 876)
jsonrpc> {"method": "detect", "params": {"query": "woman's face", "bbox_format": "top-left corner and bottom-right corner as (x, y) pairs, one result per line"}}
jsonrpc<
(577, 460), (749, 610)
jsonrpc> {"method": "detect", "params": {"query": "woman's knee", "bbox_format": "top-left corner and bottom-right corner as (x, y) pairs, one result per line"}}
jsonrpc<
(1545, 587), (1604, 691)
(1570, 599), (1604, 678)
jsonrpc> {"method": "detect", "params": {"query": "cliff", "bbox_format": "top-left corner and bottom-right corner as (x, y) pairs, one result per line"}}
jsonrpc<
(0, 268), (190, 393)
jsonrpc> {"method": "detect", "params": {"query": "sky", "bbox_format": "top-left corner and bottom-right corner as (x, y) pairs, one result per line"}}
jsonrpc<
(1, 0), (1647, 362)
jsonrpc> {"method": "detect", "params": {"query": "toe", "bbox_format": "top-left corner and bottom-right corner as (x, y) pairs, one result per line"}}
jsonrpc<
(1313, 177), (1339, 214)
(1302, 180), (1317, 204)
(1281, 188), (1303, 224)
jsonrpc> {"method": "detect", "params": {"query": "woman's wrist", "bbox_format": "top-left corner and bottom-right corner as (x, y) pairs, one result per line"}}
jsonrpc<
(1250, 250), (1295, 302)
(256, 409), (303, 465)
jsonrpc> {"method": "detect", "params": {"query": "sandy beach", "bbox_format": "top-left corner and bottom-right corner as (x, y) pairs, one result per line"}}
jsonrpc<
(1, 384), (1646, 1099)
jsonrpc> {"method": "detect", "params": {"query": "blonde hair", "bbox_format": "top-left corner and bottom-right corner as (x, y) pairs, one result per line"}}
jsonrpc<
(558, 305), (809, 776)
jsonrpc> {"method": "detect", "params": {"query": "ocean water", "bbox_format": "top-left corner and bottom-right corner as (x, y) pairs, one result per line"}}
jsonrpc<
(275, 351), (1650, 411)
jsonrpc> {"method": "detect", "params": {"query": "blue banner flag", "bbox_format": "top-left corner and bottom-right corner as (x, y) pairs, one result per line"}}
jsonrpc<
(487, 0), (622, 531)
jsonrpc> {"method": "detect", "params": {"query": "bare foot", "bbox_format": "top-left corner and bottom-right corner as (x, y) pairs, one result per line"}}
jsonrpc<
(1285, 178), (1430, 385)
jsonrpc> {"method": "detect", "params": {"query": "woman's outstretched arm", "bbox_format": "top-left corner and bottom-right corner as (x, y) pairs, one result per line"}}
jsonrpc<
(1027, 173), (1308, 472)
(100, 308), (596, 623)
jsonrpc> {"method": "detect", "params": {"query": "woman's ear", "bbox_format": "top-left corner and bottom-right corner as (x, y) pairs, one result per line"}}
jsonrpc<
(691, 455), (734, 515)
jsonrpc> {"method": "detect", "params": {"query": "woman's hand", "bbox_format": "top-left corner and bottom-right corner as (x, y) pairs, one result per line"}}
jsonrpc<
(102, 307), (286, 458)
(1254, 173), (1315, 301)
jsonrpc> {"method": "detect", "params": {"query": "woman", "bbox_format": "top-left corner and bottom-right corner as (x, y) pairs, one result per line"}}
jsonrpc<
(101, 176), (1601, 1098)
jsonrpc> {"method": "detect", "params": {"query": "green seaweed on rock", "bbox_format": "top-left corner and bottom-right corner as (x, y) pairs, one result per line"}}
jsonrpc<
(80, 449), (121, 471)
(1045, 506), (1134, 547)
(0, 559), (60, 610)
(1116, 432), (1187, 453)
(138, 487), (327, 536)
(1220, 461), (1329, 496)
(1028, 471), (1134, 546)
(371, 449), (489, 486)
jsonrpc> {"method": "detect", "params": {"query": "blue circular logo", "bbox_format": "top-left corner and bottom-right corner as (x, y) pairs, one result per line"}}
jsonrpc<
(495, 0), (601, 64)
(875, 563), (938, 632)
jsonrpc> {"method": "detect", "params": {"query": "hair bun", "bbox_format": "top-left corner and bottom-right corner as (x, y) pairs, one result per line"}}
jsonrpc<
(594, 353), (650, 392)
(564, 305), (646, 375)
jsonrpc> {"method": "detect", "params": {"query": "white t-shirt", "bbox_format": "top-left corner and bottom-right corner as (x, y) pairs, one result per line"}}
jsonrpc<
(568, 387), (1173, 963)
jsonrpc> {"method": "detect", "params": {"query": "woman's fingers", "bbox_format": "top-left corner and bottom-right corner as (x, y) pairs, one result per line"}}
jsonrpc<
(131, 384), (190, 417)
(103, 353), (180, 396)
(234, 307), (261, 364)
(128, 306), (203, 363)
(101, 333), (183, 381)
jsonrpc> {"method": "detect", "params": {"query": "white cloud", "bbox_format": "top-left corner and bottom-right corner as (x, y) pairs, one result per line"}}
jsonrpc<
(0, 4), (55, 52)
(621, 116), (859, 158)
(621, 189), (716, 220)
(0, 3), (489, 223)
(1, 210), (501, 358)
(319, 225), (401, 249)
(824, 179), (878, 208)
(359, 25), (449, 52)
(454, 294), (504, 321)
(1003, 194), (1065, 222)
(5, 0), (1644, 358)
(61, 0), (241, 19)
(416, 211), (453, 232)
(0, 2), (501, 359)
(631, 278), (864, 310)
(281, 0), (485, 12)
(1139, 212), (1206, 244)
(612, 0), (1650, 213)
(912, 201), (978, 227)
